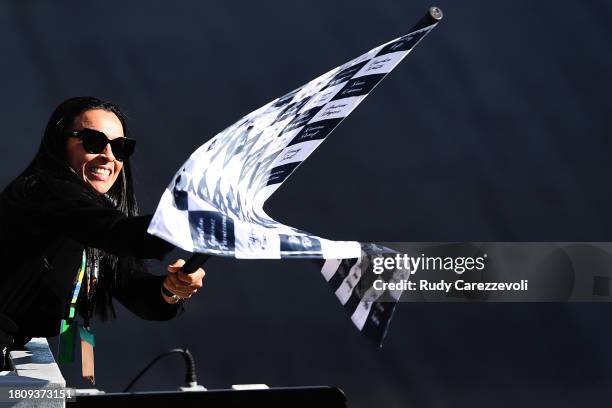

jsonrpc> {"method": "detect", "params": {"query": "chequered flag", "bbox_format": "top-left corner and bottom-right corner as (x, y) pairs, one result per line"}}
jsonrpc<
(149, 8), (442, 345)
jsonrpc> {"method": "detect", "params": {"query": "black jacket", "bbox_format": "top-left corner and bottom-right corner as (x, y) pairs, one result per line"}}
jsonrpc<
(0, 170), (181, 346)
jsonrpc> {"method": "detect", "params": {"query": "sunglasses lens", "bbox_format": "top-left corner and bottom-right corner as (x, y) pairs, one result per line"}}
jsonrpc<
(123, 139), (136, 160)
(109, 138), (133, 161)
(80, 129), (108, 154)
(78, 129), (136, 161)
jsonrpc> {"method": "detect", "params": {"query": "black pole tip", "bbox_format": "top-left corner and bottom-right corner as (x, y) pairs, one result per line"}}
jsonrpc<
(429, 6), (443, 21)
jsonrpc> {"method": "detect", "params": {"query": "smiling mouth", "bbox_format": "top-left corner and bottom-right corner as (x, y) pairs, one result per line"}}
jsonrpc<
(88, 166), (112, 180)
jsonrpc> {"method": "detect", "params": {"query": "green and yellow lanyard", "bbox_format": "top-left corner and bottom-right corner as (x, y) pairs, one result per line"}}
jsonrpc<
(58, 250), (97, 383)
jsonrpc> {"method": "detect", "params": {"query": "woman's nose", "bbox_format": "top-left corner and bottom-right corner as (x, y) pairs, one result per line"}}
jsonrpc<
(100, 143), (116, 161)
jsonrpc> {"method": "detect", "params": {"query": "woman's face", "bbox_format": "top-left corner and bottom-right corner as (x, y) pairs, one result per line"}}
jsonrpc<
(66, 109), (124, 194)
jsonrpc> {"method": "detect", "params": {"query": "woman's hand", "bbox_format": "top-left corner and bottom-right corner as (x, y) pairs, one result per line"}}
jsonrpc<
(161, 258), (205, 304)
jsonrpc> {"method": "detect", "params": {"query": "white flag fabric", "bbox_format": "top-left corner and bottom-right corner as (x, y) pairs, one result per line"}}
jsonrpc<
(148, 9), (441, 345)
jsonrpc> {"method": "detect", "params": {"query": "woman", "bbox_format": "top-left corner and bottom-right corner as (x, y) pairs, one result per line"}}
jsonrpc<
(0, 96), (205, 375)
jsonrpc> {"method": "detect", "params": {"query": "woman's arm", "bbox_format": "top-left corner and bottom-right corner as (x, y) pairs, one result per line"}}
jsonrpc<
(111, 258), (185, 321)
(6, 173), (174, 260)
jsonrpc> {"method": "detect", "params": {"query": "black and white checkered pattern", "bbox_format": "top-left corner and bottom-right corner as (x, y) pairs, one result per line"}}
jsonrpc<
(316, 243), (407, 346)
(149, 13), (440, 345)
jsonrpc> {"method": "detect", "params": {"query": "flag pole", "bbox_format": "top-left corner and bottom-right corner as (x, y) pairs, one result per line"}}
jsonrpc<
(414, 7), (443, 31)
(180, 254), (211, 274)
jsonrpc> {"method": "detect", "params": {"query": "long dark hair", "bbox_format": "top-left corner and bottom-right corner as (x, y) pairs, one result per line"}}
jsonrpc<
(23, 96), (142, 322)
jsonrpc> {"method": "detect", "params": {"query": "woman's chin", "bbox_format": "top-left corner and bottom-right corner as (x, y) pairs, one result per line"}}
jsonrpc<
(85, 179), (112, 195)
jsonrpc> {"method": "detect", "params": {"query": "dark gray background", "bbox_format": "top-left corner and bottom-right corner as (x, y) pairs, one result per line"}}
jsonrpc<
(2, 1), (611, 407)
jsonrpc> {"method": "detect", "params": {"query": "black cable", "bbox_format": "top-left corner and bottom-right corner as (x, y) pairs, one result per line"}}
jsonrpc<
(123, 348), (198, 393)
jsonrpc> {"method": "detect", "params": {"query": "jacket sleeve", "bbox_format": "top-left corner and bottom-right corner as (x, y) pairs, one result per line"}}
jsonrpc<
(13, 173), (174, 260)
(111, 259), (185, 321)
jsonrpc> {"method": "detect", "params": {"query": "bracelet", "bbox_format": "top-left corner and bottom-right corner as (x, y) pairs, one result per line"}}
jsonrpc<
(161, 283), (182, 304)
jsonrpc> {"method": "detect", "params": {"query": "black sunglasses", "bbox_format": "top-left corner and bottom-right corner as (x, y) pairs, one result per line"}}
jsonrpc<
(68, 128), (136, 161)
